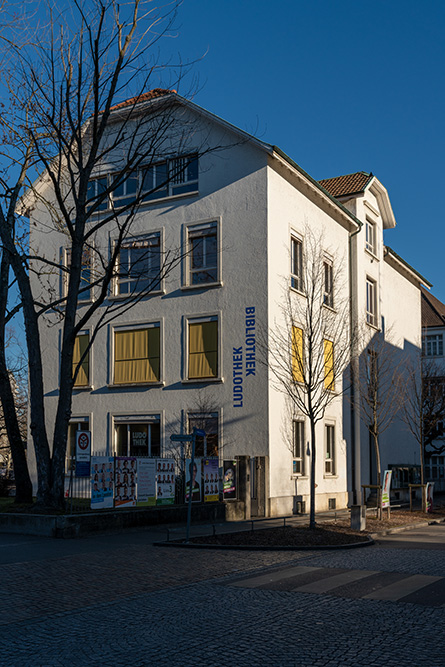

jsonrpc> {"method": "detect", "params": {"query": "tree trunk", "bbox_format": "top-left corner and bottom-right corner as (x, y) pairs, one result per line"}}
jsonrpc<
(373, 431), (382, 520)
(309, 418), (316, 529)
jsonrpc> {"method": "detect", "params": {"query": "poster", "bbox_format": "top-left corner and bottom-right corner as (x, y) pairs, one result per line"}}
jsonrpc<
(382, 470), (392, 509)
(185, 458), (202, 502)
(115, 457), (137, 507)
(426, 482), (434, 512)
(203, 458), (219, 502)
(156, 458), (175, 506)
(223, 460), (237, 500)
(76, 430), (91, 477)
(91, 456), (114, 509)
(136, 458), (156, 507)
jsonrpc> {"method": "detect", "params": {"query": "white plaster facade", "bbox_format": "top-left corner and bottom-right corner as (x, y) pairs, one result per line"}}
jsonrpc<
(27, 92), (428, 516)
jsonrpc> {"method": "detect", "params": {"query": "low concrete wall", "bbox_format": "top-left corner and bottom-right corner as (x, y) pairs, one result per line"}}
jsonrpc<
(0, 502), (227, 538)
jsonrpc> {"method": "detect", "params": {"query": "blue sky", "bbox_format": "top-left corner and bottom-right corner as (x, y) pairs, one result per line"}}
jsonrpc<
(162, 0), (445, 300)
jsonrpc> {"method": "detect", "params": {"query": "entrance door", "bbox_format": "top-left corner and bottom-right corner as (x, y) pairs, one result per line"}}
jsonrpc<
(251, 456), (266, 517)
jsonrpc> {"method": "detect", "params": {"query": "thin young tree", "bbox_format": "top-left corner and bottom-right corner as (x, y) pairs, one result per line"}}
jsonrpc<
(358, 331), (402, 519)
(400, 355), (445, 511)
(0, 0), (218, 509)
(266, 229), (352, 529)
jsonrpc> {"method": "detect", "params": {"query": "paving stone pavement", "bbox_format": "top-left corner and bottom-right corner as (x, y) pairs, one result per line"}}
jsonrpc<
(0, 525), (444, 666)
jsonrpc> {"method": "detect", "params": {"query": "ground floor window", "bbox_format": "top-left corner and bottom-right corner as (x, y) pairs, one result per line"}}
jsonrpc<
(425, 455), (445, 481)
(114, 416), (161, 457)
(324, 423), (335, 475)
(187, 413), (218, 457)
(66, 418), (90, 472)
(292, 420), (305, 475)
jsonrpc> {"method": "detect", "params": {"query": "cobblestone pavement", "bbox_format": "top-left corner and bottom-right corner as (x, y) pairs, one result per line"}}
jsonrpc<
(0, 525), (444, 666)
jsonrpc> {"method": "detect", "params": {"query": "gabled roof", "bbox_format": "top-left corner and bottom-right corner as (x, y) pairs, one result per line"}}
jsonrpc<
(109, 88), (175, 111)
(421, 286), (445, 328)
(318, 172), (373, 198)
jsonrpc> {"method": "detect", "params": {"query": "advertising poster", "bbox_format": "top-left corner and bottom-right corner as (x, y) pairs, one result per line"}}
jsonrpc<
(426, 482), (434, 512)
(76, 430), (91, 477)
(136, 458), (156, 507)
(223, 460), (237, 500)
(381, 470), (392, 509)
(91, 456), (114, 509)
(115, 456), (137, 507)
(203, 458), (219, 502)
(185, 458), (202, 503)
(156, 459), (175, 506)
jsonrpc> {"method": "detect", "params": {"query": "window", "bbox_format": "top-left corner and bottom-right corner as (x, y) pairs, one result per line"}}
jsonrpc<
(114, 416), (161, 457)
(141, 154), (198, 201)
(292, 326), (304, 383)
(73, 334), (90, 387)
(111, 172), (139, 208)
(66, 419), (89, 472)
(188, 318), (218, 380)
(187, 222), (218, 285)
(365, 218), (376, 255)
(64, 247), (92, 301)
(87, 176), (108, 212)
(366, 277), (378, 327)
(325, 424), (335, 475)
(291, 236), (303, 291)
(115, 233), (161, 295)
(323, 260), (334, 308)
(188, 413), (219, 457)
(324, 339), (334, 391)
(292, 420), (305, 475)
(114, 325), (160, 384)
(423, 334), (444, 357)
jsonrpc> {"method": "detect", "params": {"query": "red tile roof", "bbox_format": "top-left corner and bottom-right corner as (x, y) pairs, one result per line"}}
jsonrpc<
(421, 286), (445, 328)
(318, 171), (373, 198)
(109, 89), (175, 111)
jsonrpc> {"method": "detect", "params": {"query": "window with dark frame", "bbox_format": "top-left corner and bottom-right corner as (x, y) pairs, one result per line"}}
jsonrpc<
(293, 420), (305, 475)
(323, 260), (334, 308)
(188, 413), (219, 457)
(291, 236), (303, 291)
(325, 424), (335, 475)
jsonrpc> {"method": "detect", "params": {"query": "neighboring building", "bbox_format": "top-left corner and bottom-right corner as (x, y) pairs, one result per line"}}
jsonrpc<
(421, 287), (445, 490)
(26, 91), (428, 515)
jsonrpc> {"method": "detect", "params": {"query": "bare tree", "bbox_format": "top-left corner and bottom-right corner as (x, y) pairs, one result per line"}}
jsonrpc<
(400, 355), (445, 510)
(266, 229), (352, 529)
(0, 0), (220, 509)
(358, 331), (402, 519)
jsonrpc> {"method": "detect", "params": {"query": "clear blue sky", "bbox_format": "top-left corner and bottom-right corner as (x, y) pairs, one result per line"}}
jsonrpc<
(162, 0), (445, 301)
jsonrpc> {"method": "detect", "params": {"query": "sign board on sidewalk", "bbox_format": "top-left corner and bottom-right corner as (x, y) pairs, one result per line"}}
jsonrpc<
(75, 430), (91, 477)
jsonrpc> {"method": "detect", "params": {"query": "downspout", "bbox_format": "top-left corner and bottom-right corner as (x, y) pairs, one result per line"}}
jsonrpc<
(349, 225), (362, 505)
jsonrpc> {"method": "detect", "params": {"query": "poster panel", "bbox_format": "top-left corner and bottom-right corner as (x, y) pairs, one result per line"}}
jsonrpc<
(76, 430), (91, 477)
(381, 470), (392, 509)
(223, 460), (237, 500)
(426, 482), (434, 512)
(136, 459), (156, 507)
(156, 458), (175, 506)
(185, 458), (202, 503)
(203, 458), (219, 502)
(91, 456), (114, 509)
(114, 456), (137, 507)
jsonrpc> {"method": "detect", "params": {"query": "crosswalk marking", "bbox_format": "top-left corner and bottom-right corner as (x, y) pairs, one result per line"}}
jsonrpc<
(230, 565), (321, 588)
(291, 569), (378, 594)
(363, 574), (442, 601)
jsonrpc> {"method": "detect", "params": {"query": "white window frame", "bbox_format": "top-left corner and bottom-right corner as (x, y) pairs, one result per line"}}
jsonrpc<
(290, 235), (303, 292)
(72, 329), (92, 390)
(111, 321), (163, 386)
(292, 420), (305, 475)
(323, 258), (334, 309)
(113, 413), (162, 458)
(184, 313), (222, 383)
(365, 217), (377, 256)
(184, 220), (220, 288)
(423, 333), (444, 357)
(324, 423), (336, 476)
(366, 276), (378, 327)
(113, 231), (163, 297)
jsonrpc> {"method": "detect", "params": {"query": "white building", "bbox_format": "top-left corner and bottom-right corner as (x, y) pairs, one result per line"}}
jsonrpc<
(421, 287), (445, 490)
(27, 90), (428, 516)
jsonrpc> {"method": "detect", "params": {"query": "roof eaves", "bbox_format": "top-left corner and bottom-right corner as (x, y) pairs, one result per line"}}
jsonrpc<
(384, 246), (431, 287)
(272, 146), (362, 230)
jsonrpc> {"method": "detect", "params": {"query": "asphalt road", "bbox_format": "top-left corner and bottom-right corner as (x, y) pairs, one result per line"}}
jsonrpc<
(0, 522), (443, 666)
